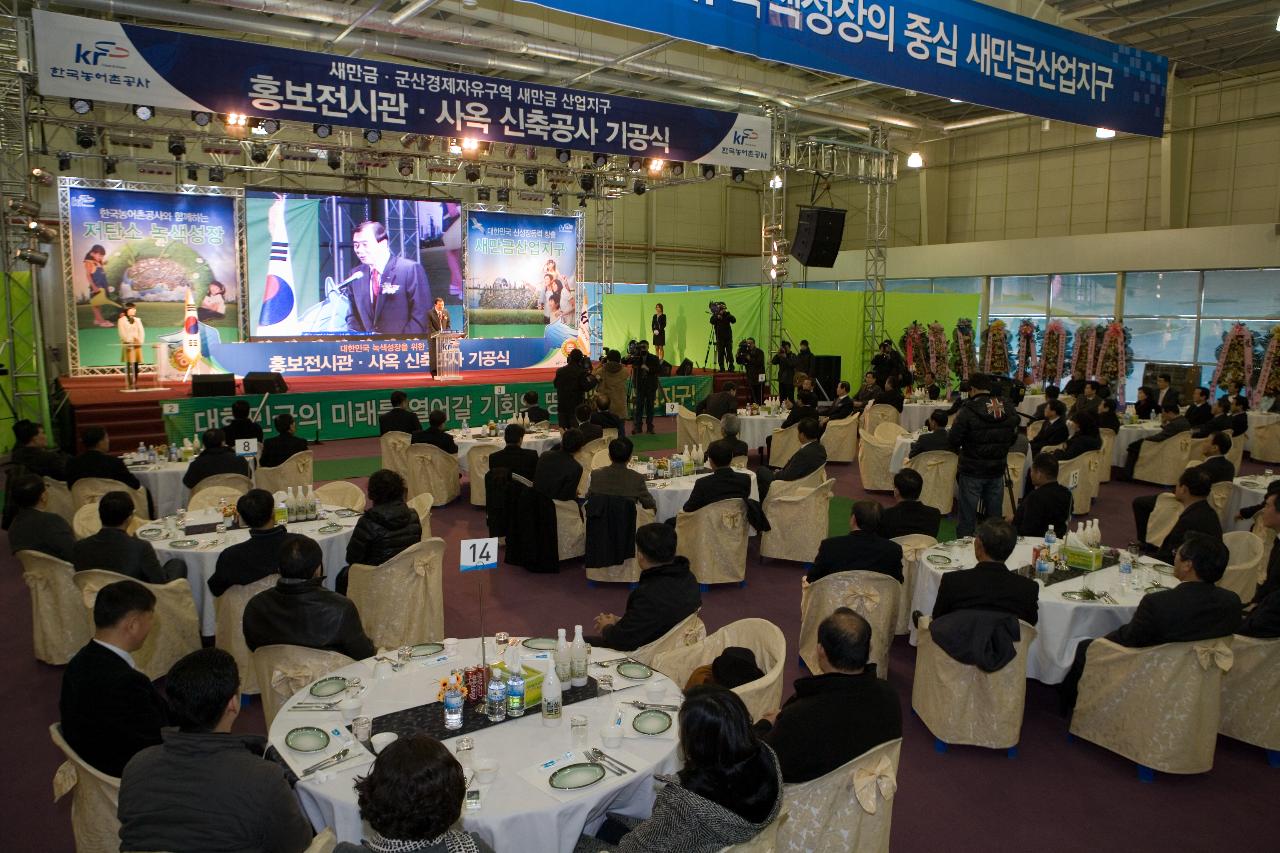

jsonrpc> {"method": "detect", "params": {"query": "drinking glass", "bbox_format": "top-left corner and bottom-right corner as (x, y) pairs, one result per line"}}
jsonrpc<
(351, 715), (372, 746)
(596, 674), (613, 695)
(570, 715), (589, 750)
(455, 736), (475, 772)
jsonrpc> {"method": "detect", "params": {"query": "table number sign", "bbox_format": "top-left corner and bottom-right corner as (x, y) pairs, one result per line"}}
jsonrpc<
(461, 537), (499, 573)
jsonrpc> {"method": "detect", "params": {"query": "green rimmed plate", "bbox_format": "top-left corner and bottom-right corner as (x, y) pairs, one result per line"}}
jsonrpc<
(522, 637), (558, 650)
(335, 508), (360, 518)
(137, 528), (166, 540)
(549, 762), (606, 790)
(410, 642), (445, 657)
(632, 709), (672, 735)
(309, 676), (349, 698)
(926, 554), (952, 566)
(168, 539), (199, 549)
(285, 726), (330, 752)
(316, 523), (344, 534)
(616, 662), (653, 680)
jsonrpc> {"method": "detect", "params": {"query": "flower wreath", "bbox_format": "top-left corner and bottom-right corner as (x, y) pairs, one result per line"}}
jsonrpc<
(981, 319), (1012, 376)
(1036, 320), (1071, 384)
(926, 321), (950, 387)
(951, 318), (976, 381)
(1254, 324), (1280, 407)
(1211, 322), (1260, 394)
(1013, 319), (1039, 384)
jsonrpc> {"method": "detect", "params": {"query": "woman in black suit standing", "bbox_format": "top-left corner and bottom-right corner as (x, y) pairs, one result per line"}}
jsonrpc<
(651, 303), (667, 362)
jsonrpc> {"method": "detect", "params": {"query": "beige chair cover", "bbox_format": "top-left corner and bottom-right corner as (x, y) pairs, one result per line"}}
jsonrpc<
(588, 449), (612, 472)
(315, 481), (367, 513)
(1252, 515), (1275, 585)
(911, 616), (1037, 749)
(468, 444), (500, 507)
(188, 486), (245, 513)
(254, 451), (313, 494)
(1056, 450), (1101, 515)
(1225, 433), (1245, 471)
(777, 738), (902, 853)
(529, 420), (551, 431)
(820, 413), (858, 463)
(407, 493), (435, 540)
(761, 479), (836, 564)
(629, 610), (706, 668)
(1098, 428), (1117, 482)
(650, 618), (786, 720)
(676, 498), (749, 584)
(1221, 531), (1264, 601)
(1184, 436), (1211, 465)
(380, 430), (412, 475)
(189, 472), (254, 499)
(1027, 420), (1043, 442)
(792, 465), (828, 490)
(731, 455), (749, 469)
(1003, 452), (1027, 519)
(857, 428), (897, 492)
(904, 450), (958, 515)
(799, 571), (901, 677)
(1134, 432), (1195, 486)
(601, 428), (619, 443)
(1208, 480), (1234, 528)
(213, 574), (278, 695)
(695, 414), (722, 449)
(1069, 636), (1233, 774)
(676, 405), (698, 452)
(304, 828), (338, 853)
(769, 425), (801, 469)
(252, 644), (357, 728)
(43, 477), (77, 524)
(1059, 394), (1076, 411)
(73, 570), (201, 681)
(555, 499), (586, 560)
(585, 504), (656, 583)
(406, 444), (460, 505)
(72, 503), (144, 540)
(1219, 635), (1280, 751)
(575, 438), (608, 497)
(348, 538), (446, 650)
(50, 723), (121, 853)
(16, 550), (92, 665)
(71, 477), (150, 519)
(891, 534), (938, 635)
(719, 813), (786, 853)
(1252, 420), (1280, 464)
(863, 404), (900, 435)
(1145, 492), (1182, 550)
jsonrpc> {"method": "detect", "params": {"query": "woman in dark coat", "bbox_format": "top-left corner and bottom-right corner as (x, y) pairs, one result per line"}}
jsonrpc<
(336, 469), (421, 594)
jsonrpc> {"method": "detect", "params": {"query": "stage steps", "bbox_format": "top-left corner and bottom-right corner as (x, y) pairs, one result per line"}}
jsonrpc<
(71, 402), (167, 451)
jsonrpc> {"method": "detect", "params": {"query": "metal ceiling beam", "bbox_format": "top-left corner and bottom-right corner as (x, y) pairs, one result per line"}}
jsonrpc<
(562, 38), (677, 86)
(389, 0), (443, 26)
(1099, 0), (1267, 38)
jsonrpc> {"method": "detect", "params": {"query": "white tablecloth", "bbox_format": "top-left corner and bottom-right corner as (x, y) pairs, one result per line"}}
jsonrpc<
(128, 461), (189, 517)
(908, 539), (1177, 684)
(735, 413), (787, 450)
(630, 466), (759, 521)
(451, 431), (561, 474)
(272, 639), (682, 853)
(1247, 412), (1280, 455)
(1226, 475), (1278, 532)
(141, 506), (356, 635)
(1018, 395), (1046, 418)
(901, 403), (939, 433)
(888, 433), (922, 474)
(1113, 422), (1163, 466)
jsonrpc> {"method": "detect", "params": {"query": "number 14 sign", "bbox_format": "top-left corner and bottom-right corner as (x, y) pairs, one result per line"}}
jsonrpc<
(461, 537), (498, 572)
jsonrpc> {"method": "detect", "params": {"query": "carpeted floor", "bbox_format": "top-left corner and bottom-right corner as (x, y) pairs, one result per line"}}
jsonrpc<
(6, 418), (1268, 852)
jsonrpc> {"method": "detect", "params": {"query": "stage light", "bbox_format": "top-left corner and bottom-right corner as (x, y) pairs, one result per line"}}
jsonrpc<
(448, 138), (463, 155)
(398, 157), (413, 177)
(132, 104), (155, 121)
(225, 113), (249, 127)
(700, 164), (716, 180)
(191, 110), (212, 127)
(313, 123), (333, 139)
(591, 152), (608, 169)
(1095, 127), (1116, 139)
(555, 149), (572, 164)
(58, 152), (72, 171)
(249, 143), (270, 164)
(103, 156), (117, 175)
(186, 164), (199, 182)
(906, 151), (923, 168)
(168, 135), (186, 158)
(670, 162), (684, 177)
(13, 247), (49, 267)
(7, 198), (39, 217)
(462, 137), (480, 153)
(731, 168), (745, 183)
(628, 156), (643, 172)
(579, 174), (595, 192)
(768, 173), (783, 190)
(464, 164), (481, 182)
(633, 180), (646, 196)
(75, 126), (97, 149)
(27, 221), (58, 243)
(476, 187), (491, 202)
(496, 187), (510, 204)
(326, 150), (342, 170)
(70, 97), (93, 115)
(209, 165), (226, 182)
(646, 158), (664, 174)
(255, 117), (281, 135)
(30, 167), (53, 186)
(363, 128), (382, 144)
(523, 168), (538, 187)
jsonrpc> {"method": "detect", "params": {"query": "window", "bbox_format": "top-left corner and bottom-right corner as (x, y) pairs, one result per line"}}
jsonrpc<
(933, 276), (984, 295)
(1124, 271), (1199, 317)
(885, 278), (931, 293)
(1203, 269), (1280, 318)
(990, 275), (1047, 316)
(1049, 274), (1116, 318)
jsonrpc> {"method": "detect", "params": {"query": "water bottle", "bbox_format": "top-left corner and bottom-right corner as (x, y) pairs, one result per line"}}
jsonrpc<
(443, 672), (464, 730)
(570, 625), (588, 688)
(137, 441), (146, 460)
(485, 668), (507, 722)
(1119, 551), (1134, 590)
(554, 628), (571, 682)
(1035, 552), (1052, 582)
(169, 443), (178, 463)
(541, 661), (563, 726)
(1044, 525), (1058, 560)
(148, 445), (157, 465)
(505, 654), (526, 717)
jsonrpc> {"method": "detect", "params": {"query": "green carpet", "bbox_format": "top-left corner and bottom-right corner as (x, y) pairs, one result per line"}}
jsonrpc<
(314, 457), (380, 482)
(626, 431), (676, 453)
(828, 494), (957, 540)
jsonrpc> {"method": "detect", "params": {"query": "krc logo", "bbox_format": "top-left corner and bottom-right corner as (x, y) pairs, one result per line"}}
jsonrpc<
(74, 40), (130, 65)
(732, 128), (759, 145)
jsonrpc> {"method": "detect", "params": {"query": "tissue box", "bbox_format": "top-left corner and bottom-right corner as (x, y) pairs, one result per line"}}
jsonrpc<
(490, 661), (544, 710)
(1063, 546), (1104, 571)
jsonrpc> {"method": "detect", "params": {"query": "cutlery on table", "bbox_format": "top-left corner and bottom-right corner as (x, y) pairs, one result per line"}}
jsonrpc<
(591, 657), (633, 668)
(590, 748), (635, 774)
(628, 700), (679, 712)
(301, 748), (350, 777)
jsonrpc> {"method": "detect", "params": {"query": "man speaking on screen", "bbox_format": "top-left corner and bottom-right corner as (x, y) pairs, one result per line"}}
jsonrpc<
(345, 220), (429, 336)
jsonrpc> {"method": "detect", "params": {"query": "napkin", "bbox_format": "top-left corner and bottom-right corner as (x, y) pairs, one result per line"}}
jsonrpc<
(516, 746), (647, 803)
(278, 720), (373, 778)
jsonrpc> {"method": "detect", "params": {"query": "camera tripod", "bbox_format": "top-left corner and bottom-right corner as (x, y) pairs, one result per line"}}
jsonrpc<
(703, 329), (720, 370)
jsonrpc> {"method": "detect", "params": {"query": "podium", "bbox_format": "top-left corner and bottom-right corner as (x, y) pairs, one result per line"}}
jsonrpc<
(434, 331), (465, 381)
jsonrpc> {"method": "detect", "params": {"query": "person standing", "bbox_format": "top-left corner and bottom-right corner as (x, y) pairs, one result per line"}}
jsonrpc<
(427, 296), (451, 377)
(593, 350), (630, 421)
(737, 338), (766, 404)
(710, 302), (736, 371)
(651, 303), (667, 363)
(772, 341), (796, 403)
(949, 373), (1019, 537)
(553, 349), (597, 429)
(626, 341), (662, 435)
(870, 340), (907, 388)
(117, 303), (145, 391)
(345, 220), (429, 336)
(793, 340), (815, 386)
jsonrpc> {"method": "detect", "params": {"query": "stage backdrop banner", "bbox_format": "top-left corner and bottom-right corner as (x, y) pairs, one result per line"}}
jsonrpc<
(602, 286), (767, 369)
(516, 0), (1167, 138)
(209, 336), (565, 375)
(161, 375), (712, 442)
(32, 9), (770, 168)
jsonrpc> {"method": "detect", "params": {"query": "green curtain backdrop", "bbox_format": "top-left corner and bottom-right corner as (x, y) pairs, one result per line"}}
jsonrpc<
(778, 288), (864, 388)
(602, 286), (767, 368)
(245, 197), (321, 335)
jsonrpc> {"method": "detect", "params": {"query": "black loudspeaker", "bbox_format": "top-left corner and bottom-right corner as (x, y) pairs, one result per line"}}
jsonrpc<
(812, 355), (842, 399)
(791, 207), (846, 267)
(191, 373), (237, 397)
(243, 371), (289, 394)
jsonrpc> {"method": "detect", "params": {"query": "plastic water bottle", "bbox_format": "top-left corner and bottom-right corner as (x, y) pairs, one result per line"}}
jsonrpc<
(1119, 552), (1134, 590)
(570, 625), (588, 688)
(443, 672), (464, 730)
(1044, 525), (1058, 559)
(541, 661), (563, 726)
(554, 628), (571, 683)
(505, 653), (526, 718)
(1035, 552), (1052, 582)
(485, 668), (507, 722)
(137, 441), (146, 459)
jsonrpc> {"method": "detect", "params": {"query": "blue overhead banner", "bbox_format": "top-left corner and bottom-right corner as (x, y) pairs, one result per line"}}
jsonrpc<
(514, 0), (1168, 138)
(31, 9), (771, 168)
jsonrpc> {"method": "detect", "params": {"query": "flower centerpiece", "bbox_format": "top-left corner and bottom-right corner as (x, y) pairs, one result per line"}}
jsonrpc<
(926, 321), (950, 388)
(1254, 324), (1280, 408)
(951, 318), (976, 381)
(1210, 322), (1261, 395)
(1036, 320), (1072, 384)
(981, 319), (1012, 376)
(1013, 319), (1039, 385)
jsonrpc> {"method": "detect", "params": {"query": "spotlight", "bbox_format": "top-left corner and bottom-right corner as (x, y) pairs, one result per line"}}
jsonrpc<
(209, 165), (226, 182)
(555, 149), (571, 164)
(670, 162), (684, 177)
(191, 110), (212, 127)
(30, 168), (53, 186)
(768, 173), (783, 190)
(186, 164), (199, 182)
(256, 118), (281, 135)
(591, 152), (608, 169)
(326, 150), (342, 170)
(628, 156), (643, 172)
(398, 156), (413, 177)
(700, 164), (716, 180)
(906, 152), (923, 168)
(7, 199), (39, 217)
(224, 113), (249, 127)
(313, 123), (333, 139)
(579, 174), (595, 192)
(363, 128), (382, 144)
(731, 167), (745, 183)
(70, 97), (93, 115)
(448, 138), (463, 155)
(27, 221), (58, 243)
(58, 152), (71, 171)
(103, 157), (117, 176)
(465, 164), (481, 182)
(523, 168), (538, 187)
(476, 187), (491, 202)
(496, 187), (510, 204)
(646, 158), (664, 174)
(132, 104), (155, 121)
(633, 180), (646, 196)
(14, 247), (49, 267)
(1095, 127), (1116, 139)
(462, 138), (480, 152)
(75, 126), (96, 149)
(249, 143), (270, 164)
(167, 135), (186, 158)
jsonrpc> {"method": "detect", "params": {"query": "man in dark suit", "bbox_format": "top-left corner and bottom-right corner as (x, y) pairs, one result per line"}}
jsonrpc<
(1132, 432), (1235, 545)
(683, 442), (751, 513)
(11, 418), (70, 480)
(533, 428), (585, 501)
(1154, 373), (1180, 409)
(1049, 412), (1104, 461)
(207, 490), (298, 597)
(1121, 402), (1190, 480)
(772, 341), (797, 403)
(1068, 381), (1103, 419)
(7, 474), (75, 561)
(808, 500), (903, 584)
(736, 337), (767, 405)
(626, 341), (662, 434)
(873, 376), (905, 413)
(710, 303), (737, 372)
(1029, 385), (1060, 421)
(908, 411), (951, 458)
(575, 404), (603, 443)
(756, 608), (900, 783)
(520, 390), (552, 425)
(1230, 395), (1250, 436)
(879, 469), (942, 540)
(488, 424), (539, 482)
(1030, 400), (1069, 455)
(427, 296), (451, 376)
(1097, 398), (1121, 433)
(410, 409), (458, 454)
(932, 518), (1039, 626)
(697, 381), (739, 419)
(555, 350), (598, 429)
(853, 371), (880, 412)
(66, 427), (141, 490)
(1184, 386), (1212, 427)
(1012, 454), (1072, 539)
(182, 428), (250, 490)
(588, 523), (701, 650)
(588, 439), (655, 510)
(345, 220), (428, 336)
(822, 382), (856, 426)
(72, 491), (184, 583)
(757, 418), (827, 501)
(378, 391), (421, 436)
(258, 413), (310, 469)
(1192, 396), (1232, 437)
(1249, 489), (1280, 605)
(60, 580), (169, 777)
(781, 390), (820, 430)
(706, 413), (749, 462)
(222, 400), (263, 445)
(1141, 467), (1223, 564)
(588, 396), (626, 438)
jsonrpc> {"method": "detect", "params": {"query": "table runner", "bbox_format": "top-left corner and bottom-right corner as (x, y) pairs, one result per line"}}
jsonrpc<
(371, 677), (600, 741)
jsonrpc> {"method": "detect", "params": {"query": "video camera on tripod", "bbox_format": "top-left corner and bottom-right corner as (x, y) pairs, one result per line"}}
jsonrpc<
(708, 300), (727, 316)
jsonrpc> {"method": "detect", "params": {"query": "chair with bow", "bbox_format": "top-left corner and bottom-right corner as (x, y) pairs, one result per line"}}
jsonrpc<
(1056, 450), (1101, 515)
(213, 574), (278, 695)
(629, 609), (706, 668)
(255, 451), (314, 494)
(189, 472), (254, 499)
(1134, 433), (1195, 486)
(857, 423), (905, 493)
(590, 448), (611, 471)
(676, 405), (699, 453)
(890, 535), (938, 635)
(862, 404), (900, 435)
(1252, 419), (1280, 464)
(72, 570), (201, 682)
(676, 498), (750, 585)
(768, 424), (801, 469)
(1026, 420), (1044, 442)
(43, 477), (77, 525)
(696, 414), (722, 449)
(1221, 531), (1264, 602)
(585, 503), (657, 584)
(467, 444), (500, 507)
(380, 430), (412, 476)
(16, 550), (92, 665)
(575, 438), (608, 497)
(798, 570), (901, 677)
(650, 618), (786, 720)
(252, 644), (358, 728)
(70, 477), (150, 519)
(761, 479), (836, 565)
(188, 486), (245, 513)
(1097, 428), (1117, 482)
(1207, 480), (1234, 529)
(777, 738), (903, 853)
(1225, 432), (1245, 470)
(554, 499), (586, 560)
(407, 492), (435, 540)
(820, 413), (859, 463)
(347, 538), (447, 650)
(1070, 637), (1234, 778)
(50, 723), (121, 853)
(731, 454), (749, 469)
(1003, 452), (1027, 519)
(912, 615), (1037, 753)
(1219, 635), (1280, 765)
(1144, 492), (1182, 550)
(719, 813), (788, 853)
(72, 502), (145, 540)
(314, 481), (367, 513)
(903, 450), (958, 515)
(405, 444), (460, 505)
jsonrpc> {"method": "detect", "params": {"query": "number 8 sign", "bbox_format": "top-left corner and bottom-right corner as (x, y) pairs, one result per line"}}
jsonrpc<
(461, 537), (498, 572)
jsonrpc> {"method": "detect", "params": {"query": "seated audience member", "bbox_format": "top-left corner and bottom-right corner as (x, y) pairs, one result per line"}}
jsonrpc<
(920, 372), (942, 401)
(66, 426), (142, 490)
(1230, 395), (1249, 436)
(118, 648), (313, 853)
(588, 395), (626, 438)
(1192, 396), (1232, 438)
(706, 413), (749, 461)
(879, 469), (942, 540)
(1121, 402), (1189, 480)
(756, 608), (900, 783)
(521, 390), (551, 424)
(207, 489), (298, 596)
(6, 474), (75, 561)
(852, 371), (880, 411)
(533, 428), (585, 501)
(1030, 385), (1060, 421)
(697, 381), (739, 419)
(588, 439), (656, 510)
(1096, 397), (1121, 433)
(1030, 400), (1069, 454)
(1248, 488), (1280, 605)
(72, 491), (184, 583)
(488, 424), (539, 482)
(823, 381), (856, 424)
(1132, 386), (1156, 420)
(1154, 373), (1180, 408)
(336, 735), (495, 853)
(874, 376), (905, 412)
(410, 409), (459, 454)
(1193, 431), (1236, 484)
(587, 523), (700, 652)
(1068, 381), (1102, 418)
(60, 580), (168, 777)
(1184, 386), (1213, 427)
(1140, 468), (1222, 564)
(243, 536), (376, 661)
(1050, 411), (1103, 461)
(684, 646), (764, 692)
(182, 428), (250, 489)
(908, 411), (951, 457)
(1012, 454), (1072, 539)
(222, 400), (264, 444)
(781, 390), (819, 430)
(808, 500), (904, 584)
(576, 404), (604, 442)
(11, 418), (69, 480)
(932, 519), (1039, 625)
(379, 390), (422, 436)
(756, 418), (826, 501)
(338, 469), (421, 594)
(683, 442), (751, 513)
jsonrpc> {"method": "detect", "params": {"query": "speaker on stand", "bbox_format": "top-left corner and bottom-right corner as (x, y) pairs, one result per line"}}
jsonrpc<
(791, 207), (846, 268)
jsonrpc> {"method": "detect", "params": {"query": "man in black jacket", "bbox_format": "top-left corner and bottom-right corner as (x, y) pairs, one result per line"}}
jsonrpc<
(1029, 385), (1059, 421)
(6, 474), (75, 561)
(873, 376), (905, 413)
(781, 390), (820, 430)
(870, 340), (907, 388)
(697, 381), (739, 419)
(710, 303), (736, 371)
(1143, 468), (1223, 564)
(757, 418), (827, 501)
(378, 390), (422, 435)
(1030, 400), (1069, 455)
(66, 427), (142, 490)
(853, 371), (880, 412)
(259, 413), (311, 469)
(706, 413), (750, 462)
(822, 382), (856, 426)
(520, 390), (552, 425)
(11, 419), (69, 480)
(933, 519), (1039, 626)
(625, 341), (662, 435)
(207, 489), (298, 597)
(1184, 386), (1212, 427)
(554, 349), (597, 429)
(772, 341), (797, 403)
(182, 428), (250, 489)
(879, 469), (942, 540)
(243, 536), (375, 661)
(337, 469), (421, 594)
(808, 500), (903, 584)
(1121, 402), (1189, 481)
(60, 580), (169, 777)
(411, 409), (459, 454)
(1192, 396), (1232, 438)
(488, 424), (539, 482)
(589, 523), (701, 651)
(908, 411), (951, 458)
(756, 608), (900, 783)
(588, 439), (656, 510)
(683, 442), (751, 513)
(736, 337), (767, 405)
(533, 428), (585, 501)
(222, 400), (264, 445)
(1012, 454), (1072, 539)
(1249, 489), (1280, 605)
(72, 491), (185, 583)
(1154, 373), (1180, 409)
(1049, 412), (1103, 461)
(949, 374), (1019, 537)
(1097, 397), (1121, 433)
(588, 396), (626, 438)
(1230, 395), (1250, 436)
(576, 404), (604, 443)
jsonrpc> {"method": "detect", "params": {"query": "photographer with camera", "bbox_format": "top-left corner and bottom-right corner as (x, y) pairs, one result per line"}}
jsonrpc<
(624, 339), (662, 435)
(709, 301), (736, 371)
(737, 337), (767, 404)
(772, 341), (797, 403)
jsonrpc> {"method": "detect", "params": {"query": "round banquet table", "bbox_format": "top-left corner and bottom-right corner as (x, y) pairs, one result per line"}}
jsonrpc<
(451, 429), (561, 474)
(908, 538), (1178, 684)
(628, 464), (759, 522)
(139, 506), (356, 635)
(734, 412), (787, 452)
(1017, 394), (1046, 419)
(900, 402), (939, 433)
(1247, 411), (1280, 456)
(1112, 422), (1163, 467)
(127, 461), (189, 518)
(1225, 474), (1279, 532)
(888, 432), (924, 474)
(272, 638), (682, 853)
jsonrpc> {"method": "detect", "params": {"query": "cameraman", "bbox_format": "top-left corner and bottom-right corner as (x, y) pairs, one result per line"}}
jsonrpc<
(624, 339), (662, 435)
(772, 341), (797, 403)
(709, 302), (736, 371)
(737, 337), (767, 404)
